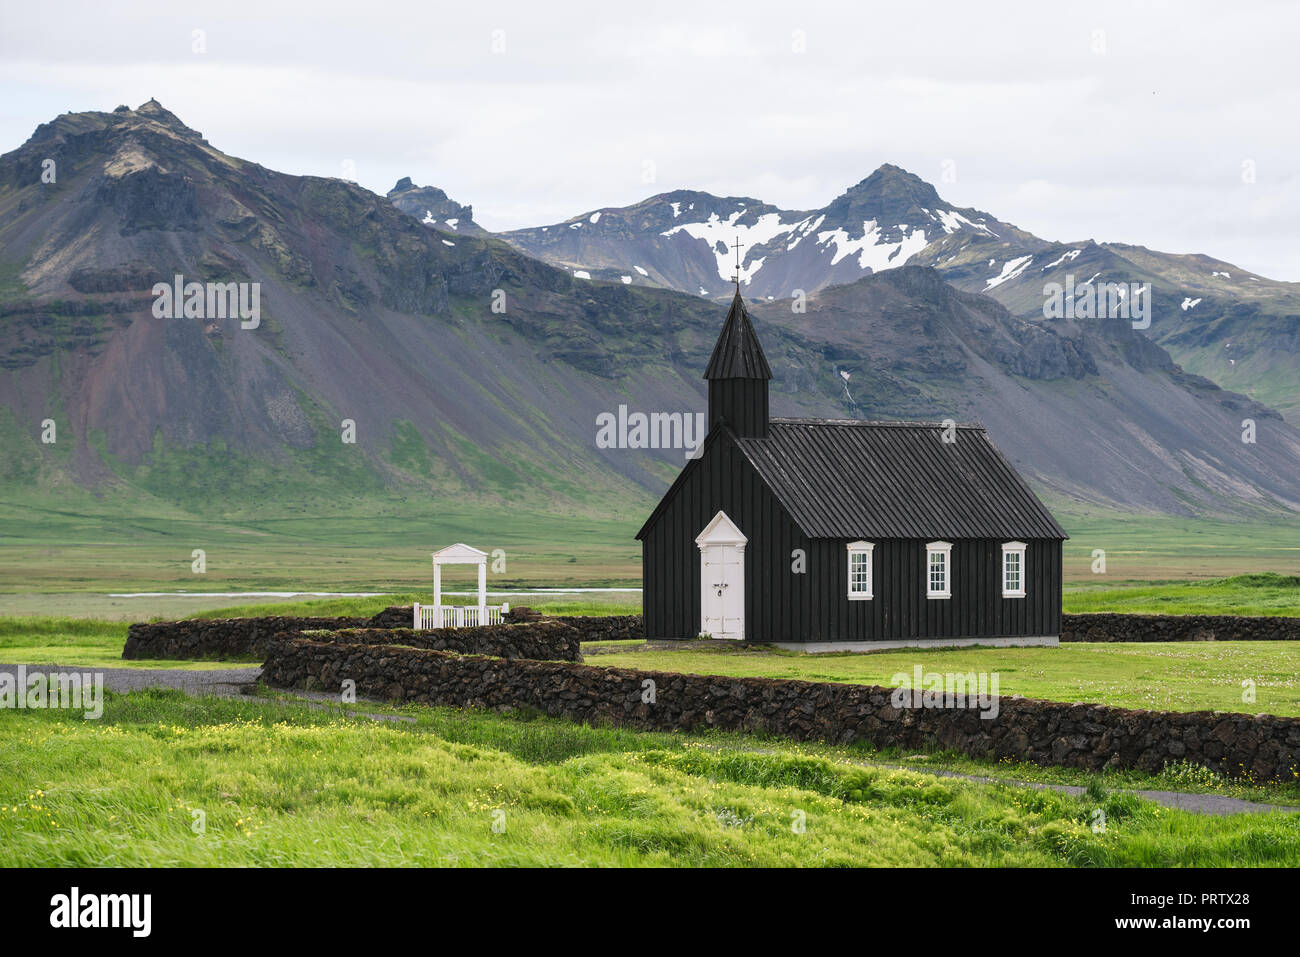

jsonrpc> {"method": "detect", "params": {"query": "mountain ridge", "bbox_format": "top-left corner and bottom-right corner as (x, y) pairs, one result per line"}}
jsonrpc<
(467, 163), (1300, 422)
(2, 102), (1298, 525)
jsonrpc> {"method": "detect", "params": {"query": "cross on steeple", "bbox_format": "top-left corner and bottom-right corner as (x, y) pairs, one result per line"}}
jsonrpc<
(730, 235), (745, 287)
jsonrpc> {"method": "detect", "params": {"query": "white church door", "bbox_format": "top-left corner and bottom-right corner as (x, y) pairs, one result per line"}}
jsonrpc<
(695, 510), (747, 640)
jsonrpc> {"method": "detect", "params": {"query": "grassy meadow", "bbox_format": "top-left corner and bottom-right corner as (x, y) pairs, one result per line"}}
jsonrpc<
(3, 689), (1298, 868)
(1, 487), (1295, 600)
(0, 492), (644, 594)
(592, 640), (1300, 717)
(1057, 514), (1300, 581)
(1, 502), (1298, 870)
(1064, 573), (1300, 616)
(1, 574), (1295, 675)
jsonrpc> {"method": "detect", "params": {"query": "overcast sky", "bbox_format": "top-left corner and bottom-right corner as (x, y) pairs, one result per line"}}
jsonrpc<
(2, 0), (1296, 279)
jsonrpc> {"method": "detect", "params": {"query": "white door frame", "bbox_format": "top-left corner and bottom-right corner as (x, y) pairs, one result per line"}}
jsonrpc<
(695, 510), (747, 640)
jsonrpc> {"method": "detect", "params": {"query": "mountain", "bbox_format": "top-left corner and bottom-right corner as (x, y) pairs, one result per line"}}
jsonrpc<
(1, 102), (1298, 526)
(498, 165), (1038, 298)
(911, 234), (1300, 424)
(489, 165), (1300, 423)
(749, 268), (1299, 515)
(0, 100), (736, 517)
(386, 177), (488, 238)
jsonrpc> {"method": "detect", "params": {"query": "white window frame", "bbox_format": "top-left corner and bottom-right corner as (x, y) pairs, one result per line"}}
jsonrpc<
(846, 541), (874, 600)
(926, 541), (952, 600)
(1001, 541), (1027, 598)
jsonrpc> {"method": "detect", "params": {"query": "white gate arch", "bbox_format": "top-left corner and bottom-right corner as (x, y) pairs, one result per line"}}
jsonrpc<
(413, 543), (509, 628)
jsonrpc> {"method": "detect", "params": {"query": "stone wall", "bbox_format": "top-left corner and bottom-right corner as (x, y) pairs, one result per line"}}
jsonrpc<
(366, 606), (417, 629)
(553, 615), (643, 642)
(122, 616), (373, 660)
(560, 613), (1297, 644)
(262, 637), (1300, 782)
(504, 608), (643, 642)
(320, 622), (582, 662)
(124, 608), (1298, 661)
(123, 606), (416, 660)
(123, 613), (583, 662)
(1061, 613), (1300, 643)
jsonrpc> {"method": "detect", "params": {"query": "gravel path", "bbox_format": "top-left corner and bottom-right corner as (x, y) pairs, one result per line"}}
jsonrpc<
(0, 662), (263, 697)
(5, 662), (1296, 816)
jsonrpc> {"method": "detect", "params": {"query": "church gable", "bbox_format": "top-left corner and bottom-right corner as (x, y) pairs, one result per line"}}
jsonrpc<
(636, 426), (791, 542)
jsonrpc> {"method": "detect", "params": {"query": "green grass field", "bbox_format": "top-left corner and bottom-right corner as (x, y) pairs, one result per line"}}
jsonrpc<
(593, 642), (1300, 717)
(1056, 514), (1300, 581)
(0, 572), (1294, 627)
(1, 511), (1297, 869)
(1, 574), (1296, 707)
(1064, 574), (1300, 616)
(0, 493), (644, 593)
(0, 572), (1290, 671)
(1, 488), (1294, 597)
(3, 689), (1297, 867)
(0, 617), (239, 670)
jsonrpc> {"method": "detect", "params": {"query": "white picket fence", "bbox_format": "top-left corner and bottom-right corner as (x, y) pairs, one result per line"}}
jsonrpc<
(413, 602), (508, 629)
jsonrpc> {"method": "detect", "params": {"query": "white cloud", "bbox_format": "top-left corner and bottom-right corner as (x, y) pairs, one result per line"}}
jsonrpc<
(0, 0), (1296, 279)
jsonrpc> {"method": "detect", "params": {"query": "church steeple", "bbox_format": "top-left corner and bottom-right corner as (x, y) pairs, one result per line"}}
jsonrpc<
(704, 288), (771, 438)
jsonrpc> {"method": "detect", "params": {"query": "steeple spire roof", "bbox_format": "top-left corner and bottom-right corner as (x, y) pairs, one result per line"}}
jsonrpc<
(703, 288), (772, 381)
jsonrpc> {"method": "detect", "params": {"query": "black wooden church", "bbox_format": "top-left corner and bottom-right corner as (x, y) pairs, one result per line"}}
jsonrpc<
(636, 289), (1068, 649)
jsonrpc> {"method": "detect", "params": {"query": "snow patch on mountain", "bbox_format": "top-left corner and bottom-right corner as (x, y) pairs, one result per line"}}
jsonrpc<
(931, 208), (995, 236)
(813, 220), (930, 273)
(985, 256), (1033, 289)
(661, 209), (804, 284)
(1043, 248), (1082, 270)
(786, 214), (825, 252)
(422, 210), (460, 230)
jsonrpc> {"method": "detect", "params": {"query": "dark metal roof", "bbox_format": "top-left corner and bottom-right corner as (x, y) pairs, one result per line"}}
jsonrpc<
(703, 289), (772, 380)
(727, 419), (1068, 540)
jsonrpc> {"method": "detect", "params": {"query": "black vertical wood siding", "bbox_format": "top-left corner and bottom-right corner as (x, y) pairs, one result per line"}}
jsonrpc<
(707, 379), (769, 437)
(643, 434), (1063, 642)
